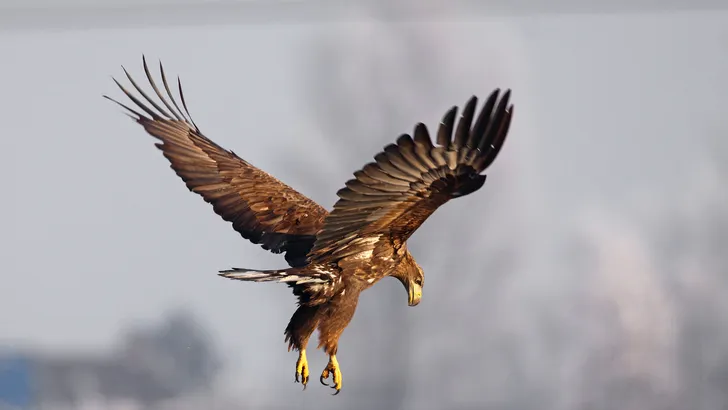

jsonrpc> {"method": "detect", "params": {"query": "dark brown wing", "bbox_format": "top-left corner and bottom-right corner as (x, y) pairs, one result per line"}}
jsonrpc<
(308, 90), (513, 261)
(105, 56), (328, 267)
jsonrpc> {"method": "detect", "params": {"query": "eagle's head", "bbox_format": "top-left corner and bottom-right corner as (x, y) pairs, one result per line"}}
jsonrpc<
(392, 248), (424, 307)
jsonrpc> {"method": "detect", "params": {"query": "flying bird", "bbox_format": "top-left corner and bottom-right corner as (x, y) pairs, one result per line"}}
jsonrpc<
(105, 56), (514, 395)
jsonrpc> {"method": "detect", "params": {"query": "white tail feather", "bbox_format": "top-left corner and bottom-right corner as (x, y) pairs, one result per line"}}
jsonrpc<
(217, 268), (327, 284)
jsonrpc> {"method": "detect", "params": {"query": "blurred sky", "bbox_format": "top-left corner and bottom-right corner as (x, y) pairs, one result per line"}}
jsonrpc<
(1, 1), (727, 407)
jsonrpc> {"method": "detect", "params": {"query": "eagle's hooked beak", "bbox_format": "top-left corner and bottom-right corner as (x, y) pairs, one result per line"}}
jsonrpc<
(408, 282), (422, 307)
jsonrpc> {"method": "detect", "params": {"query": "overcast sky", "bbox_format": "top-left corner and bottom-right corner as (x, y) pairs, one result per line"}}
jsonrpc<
(1, 2), (727, 408)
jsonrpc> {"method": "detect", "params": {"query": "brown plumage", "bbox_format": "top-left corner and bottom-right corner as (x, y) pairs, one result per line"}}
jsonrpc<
(105, 56), (514, 395)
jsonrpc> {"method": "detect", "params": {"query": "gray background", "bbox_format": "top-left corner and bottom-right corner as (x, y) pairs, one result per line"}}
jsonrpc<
(1, 1), (727, 409)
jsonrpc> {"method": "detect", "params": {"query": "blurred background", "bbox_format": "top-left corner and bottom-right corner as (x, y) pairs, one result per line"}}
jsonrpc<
(1, 0), (727, 409)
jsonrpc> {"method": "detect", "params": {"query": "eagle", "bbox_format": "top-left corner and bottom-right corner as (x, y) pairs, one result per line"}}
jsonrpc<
(105, 56), (513, 395)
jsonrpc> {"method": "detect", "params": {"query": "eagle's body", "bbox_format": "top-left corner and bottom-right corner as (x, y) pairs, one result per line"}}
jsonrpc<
(106, 57), (514, 394)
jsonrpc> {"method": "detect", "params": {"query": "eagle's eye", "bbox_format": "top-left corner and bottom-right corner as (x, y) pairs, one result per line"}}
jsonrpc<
(414, 278), (423, 287)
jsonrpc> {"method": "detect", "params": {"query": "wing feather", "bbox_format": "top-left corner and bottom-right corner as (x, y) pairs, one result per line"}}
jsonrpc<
(436, 106), (457, 147)
(105, 56), (328, 267)
(453, 96), (477, 150)
(373, 153), (419, 182)
(309, 90), (513, 261)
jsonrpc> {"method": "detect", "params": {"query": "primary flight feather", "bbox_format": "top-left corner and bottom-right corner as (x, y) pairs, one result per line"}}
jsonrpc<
(105, 56), (514, 394)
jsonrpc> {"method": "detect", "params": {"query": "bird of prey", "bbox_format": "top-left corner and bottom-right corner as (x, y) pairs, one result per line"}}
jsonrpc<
(105, 56), (514, 395)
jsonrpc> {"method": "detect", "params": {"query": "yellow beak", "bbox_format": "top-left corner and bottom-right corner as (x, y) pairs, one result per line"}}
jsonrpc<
(408, 283), (422, 307)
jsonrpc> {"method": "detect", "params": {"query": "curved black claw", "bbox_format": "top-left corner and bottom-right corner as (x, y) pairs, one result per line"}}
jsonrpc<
(295, 373), (309, 390)
(320, 357), (342, 394)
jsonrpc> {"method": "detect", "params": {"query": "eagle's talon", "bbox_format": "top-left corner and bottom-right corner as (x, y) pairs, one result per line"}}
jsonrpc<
(295, 350), (310, 389)
(320, 355), (342, 394)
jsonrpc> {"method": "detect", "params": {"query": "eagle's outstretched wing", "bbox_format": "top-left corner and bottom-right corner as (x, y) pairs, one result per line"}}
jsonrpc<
(309, 90), (513, 261)
(105, 57), (328, 267)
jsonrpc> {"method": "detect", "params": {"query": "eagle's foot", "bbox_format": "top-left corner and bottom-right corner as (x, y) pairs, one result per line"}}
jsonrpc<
(295, 349), (309, 389)
(319, 355), (342, 395)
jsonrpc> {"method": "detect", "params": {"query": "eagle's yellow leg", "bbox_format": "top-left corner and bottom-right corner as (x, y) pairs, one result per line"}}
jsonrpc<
(295, 349), (310, 388)
(319, 354), (342, 394)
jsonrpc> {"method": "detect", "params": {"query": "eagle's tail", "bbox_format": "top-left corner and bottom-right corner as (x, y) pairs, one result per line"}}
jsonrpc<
(217, 267), (327, 285)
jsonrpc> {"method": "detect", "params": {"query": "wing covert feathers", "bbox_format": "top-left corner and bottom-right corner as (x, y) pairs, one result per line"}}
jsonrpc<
(105, 56), (328, 267)
(310, 90), (513, 260)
